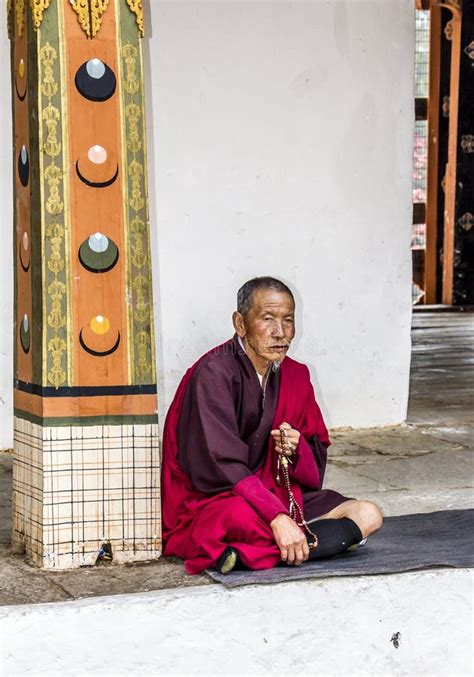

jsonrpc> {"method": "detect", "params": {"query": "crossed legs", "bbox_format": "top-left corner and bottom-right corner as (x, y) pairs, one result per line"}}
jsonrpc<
(315, 499), (384, 539)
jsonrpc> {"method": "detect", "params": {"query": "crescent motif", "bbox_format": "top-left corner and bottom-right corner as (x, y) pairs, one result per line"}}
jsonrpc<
(75, 159), (119, 188)
(15, 76), (27, 102)
(19, 243), (30, 272)
(79, 328), (121, 357)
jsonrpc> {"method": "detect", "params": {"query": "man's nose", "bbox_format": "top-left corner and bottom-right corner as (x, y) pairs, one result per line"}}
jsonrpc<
(271, 322), (285, 338)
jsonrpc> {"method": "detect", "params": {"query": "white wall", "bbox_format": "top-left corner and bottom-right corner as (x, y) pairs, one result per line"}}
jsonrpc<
(0, 0), (414, 447)
(0, 0), (13, 449)
(1, 570), (472, 676)
(146, 0), (414, 428)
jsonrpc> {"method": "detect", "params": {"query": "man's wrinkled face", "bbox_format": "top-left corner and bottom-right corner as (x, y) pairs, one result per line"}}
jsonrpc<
(234, 288), (295, 371)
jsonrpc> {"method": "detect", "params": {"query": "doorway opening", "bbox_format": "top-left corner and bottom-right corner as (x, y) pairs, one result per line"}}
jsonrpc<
(411, 0), (473, 307)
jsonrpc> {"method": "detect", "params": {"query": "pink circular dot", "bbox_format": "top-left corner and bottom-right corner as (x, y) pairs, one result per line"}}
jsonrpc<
(87, 145), (107, 165)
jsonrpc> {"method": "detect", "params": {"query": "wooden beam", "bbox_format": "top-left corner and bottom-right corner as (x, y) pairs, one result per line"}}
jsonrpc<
(442, 6), (462, 305)
(424, 6), (442, 304)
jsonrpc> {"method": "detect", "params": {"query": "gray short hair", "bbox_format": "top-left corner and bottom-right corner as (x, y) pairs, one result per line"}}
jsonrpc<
(237, 277), (294, 317)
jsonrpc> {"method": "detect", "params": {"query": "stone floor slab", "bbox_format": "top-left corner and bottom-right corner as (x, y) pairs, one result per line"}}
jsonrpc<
(344, 450), (473, 493)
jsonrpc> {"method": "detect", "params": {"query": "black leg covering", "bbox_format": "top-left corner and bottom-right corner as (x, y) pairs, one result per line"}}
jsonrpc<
(307, 517), (363, 559)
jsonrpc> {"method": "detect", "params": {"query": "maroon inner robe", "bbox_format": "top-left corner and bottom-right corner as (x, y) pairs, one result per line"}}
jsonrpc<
(161, 336), (349, 574)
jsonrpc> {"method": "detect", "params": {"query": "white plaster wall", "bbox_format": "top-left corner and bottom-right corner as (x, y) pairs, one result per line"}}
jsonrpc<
(1, 570), (472, 676)
(0, 1), (13, 450)
(145, 0), (415, 429)
(0, 0), (415, 446)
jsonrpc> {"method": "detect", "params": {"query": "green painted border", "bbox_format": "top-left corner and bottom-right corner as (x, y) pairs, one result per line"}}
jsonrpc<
(117, 0), (156, 386)
(38, 0), (70, 388)
(14, 407), (158, 427)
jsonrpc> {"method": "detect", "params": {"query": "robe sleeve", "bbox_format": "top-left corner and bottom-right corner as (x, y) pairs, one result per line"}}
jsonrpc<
(233, 475), (289, 524)
(177, 361), (288, 524)
(287, 365), (329, 489)
(289, 435), (328, 489)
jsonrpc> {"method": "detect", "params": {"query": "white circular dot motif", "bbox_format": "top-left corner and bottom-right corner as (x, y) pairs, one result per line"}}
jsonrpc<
(87, 145), (107, 164)
(88, 232), (109, 253)
(86, 58), (106, 80)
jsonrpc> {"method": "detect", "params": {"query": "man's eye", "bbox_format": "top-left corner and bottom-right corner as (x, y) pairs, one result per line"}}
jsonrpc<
(285, 318), (294, 324)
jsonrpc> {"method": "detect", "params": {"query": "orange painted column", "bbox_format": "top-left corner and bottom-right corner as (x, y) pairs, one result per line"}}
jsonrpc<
(9, 0), (160, 569)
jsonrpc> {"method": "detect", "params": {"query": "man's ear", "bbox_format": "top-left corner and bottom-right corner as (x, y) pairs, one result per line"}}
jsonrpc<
(232, 311), (246, 337)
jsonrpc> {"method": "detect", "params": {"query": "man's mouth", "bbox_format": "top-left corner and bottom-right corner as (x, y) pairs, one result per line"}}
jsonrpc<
(269, 345), (288, 352)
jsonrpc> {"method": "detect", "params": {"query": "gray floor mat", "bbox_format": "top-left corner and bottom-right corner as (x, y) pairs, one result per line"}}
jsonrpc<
(206, 509), (474, 587)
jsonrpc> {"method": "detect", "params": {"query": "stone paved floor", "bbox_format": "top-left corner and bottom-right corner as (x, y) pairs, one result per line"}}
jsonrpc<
(1, 311), (472, 605)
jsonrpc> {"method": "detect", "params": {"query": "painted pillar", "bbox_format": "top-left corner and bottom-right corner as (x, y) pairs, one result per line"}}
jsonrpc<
(8, 0), (160, 568)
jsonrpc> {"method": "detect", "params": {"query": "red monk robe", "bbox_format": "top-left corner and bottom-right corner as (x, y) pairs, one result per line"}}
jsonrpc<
(162, 335), (349, 574)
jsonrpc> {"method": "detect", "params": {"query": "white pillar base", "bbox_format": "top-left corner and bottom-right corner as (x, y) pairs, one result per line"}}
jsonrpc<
(12, 417), (161, 569)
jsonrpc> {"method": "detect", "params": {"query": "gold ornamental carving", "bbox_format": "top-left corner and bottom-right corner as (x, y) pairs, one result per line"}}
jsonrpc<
(47, 336), (67, 388)
(40, 42), (58, 97)
(130, 216), (147, 269)
(45, 223), (65, 273)
(122, 41), (153, 381)
(123, 44), (140, 95)
(128, 160), (145, 212)
(125, 102), (142, 154)
(7, 0), (13, 38)
(135, 330), (151, 379)
(69, 0), (110, 38)
(30, 0), (52, 30)
(40, 41), (67, 387)
(133, 275), (149, 324)
(126, 0), (144, 37)
(44, 166), (64, 215)
(14, 0), (26, 37)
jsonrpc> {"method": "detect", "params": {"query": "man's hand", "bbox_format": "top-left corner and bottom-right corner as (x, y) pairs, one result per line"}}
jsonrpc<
(270, 513), (309, 565)
(271, 421), (300, 456)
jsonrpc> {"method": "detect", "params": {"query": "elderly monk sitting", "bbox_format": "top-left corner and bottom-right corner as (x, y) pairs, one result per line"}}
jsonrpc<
(162, 277), (383, 574)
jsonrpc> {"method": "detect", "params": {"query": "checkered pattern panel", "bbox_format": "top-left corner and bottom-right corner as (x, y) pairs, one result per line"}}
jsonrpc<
(12, 417), (161, 569)
(12, 418), (44, 566)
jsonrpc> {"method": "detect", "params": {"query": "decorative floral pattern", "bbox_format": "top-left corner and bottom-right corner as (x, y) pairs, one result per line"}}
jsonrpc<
(30, 0), (52, 30)
(458, 213), (473, 232)
(464, 41), (474, 61)
(126, 0), (144, 37)
(121, 41), (154, 382)
(69, 0), (110, 38)
(460, 135), (474, 153)
(442, 96), (450, 118)
(40, 41), (68, 387)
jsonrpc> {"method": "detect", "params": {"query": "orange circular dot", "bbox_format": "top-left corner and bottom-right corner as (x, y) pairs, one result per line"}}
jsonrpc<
(90, 315), (110, 335)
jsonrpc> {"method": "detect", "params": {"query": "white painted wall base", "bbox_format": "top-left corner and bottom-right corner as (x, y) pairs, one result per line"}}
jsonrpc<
(1, 569), (472, 676)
